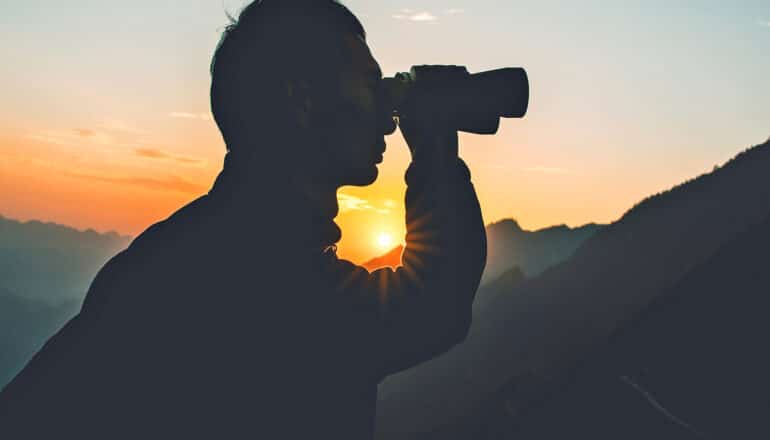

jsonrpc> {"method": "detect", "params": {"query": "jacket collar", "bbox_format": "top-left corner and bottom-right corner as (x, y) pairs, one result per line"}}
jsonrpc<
(207, 151), (342, 255)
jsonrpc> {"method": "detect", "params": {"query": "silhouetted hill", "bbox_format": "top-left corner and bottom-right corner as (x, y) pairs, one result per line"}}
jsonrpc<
(0, 215), (130, 303)
(362, 244), (404, 271)
(431, 212), (770, 439)
(363, 220), (601, 285)
(485, 266), (526, 293)
(483, 219), (602, 283)
(376, 138), (770, 439)
(0, 289), (80, 388)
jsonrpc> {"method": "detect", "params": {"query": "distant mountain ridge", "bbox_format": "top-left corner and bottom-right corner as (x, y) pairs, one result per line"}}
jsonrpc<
(483, 219), (603, 283)
(363, 219), (603, 286)
(375, 138), (770, 439)
(0, 215), (131, 389)
(0, 214), (131, 303)
(362, 244), (404, 272)
(0, 215), (128, 249)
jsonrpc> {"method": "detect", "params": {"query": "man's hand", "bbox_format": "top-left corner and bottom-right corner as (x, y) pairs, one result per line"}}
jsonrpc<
(398, 115), (459, 164)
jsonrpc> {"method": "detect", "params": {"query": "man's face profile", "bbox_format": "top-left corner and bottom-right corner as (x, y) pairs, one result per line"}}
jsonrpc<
(308, 33), (396, 187)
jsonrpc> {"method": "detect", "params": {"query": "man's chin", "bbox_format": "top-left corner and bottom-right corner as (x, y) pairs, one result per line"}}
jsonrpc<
(345, 166), (378, 187)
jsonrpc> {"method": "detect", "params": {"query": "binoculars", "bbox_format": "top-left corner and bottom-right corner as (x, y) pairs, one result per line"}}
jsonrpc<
(382, 65), (529, 134)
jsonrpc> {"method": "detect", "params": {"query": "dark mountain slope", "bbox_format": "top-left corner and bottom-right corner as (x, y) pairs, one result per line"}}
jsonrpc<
(0, 289), (80, 388)
(362, 244), (404, 271)
(483, 219), (602, 283)
(376, 138), (770, 438)
(454, 212), (770, 439)
(363, 220), (601, 283)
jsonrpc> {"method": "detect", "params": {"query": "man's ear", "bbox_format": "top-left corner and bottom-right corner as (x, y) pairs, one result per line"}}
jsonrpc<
(286, 79), (313, 129)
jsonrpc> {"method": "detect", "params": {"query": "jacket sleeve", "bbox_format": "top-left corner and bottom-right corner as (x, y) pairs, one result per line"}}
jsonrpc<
(330, 155), (487, 379)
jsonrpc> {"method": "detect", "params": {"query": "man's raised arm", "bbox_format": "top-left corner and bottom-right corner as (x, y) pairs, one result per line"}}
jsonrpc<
(330, 124), (486, 379)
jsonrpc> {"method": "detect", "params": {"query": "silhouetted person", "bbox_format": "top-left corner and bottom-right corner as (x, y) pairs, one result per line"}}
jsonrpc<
(0, 1), (486, 438)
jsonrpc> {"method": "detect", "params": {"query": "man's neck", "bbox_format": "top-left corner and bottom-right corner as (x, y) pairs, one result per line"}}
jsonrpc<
(291, 176), (340, 221)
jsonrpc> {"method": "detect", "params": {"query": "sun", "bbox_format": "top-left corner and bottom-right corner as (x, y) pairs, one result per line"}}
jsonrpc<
(375, 232), (395, 251)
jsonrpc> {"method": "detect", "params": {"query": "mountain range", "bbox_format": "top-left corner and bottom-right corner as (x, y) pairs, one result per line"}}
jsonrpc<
(0, 215), (130, 304)
(503, 209), (770, 439)
(0, 217), (130, 388)
(363, 220), (603, 287)
(482, 219), (603, 282)
(375, 138), (770, 439)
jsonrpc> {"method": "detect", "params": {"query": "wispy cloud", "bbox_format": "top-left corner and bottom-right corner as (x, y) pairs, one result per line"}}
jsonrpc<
(28, 129), (113, 148)
(392, 8), (464, 21)
(74, 128), (96, 138)
(338, 193), (368, 211)
(134, 148), (205, 166)
(392, 9), (438, 22)
(28, 119), (150, 150)
(522, 166), (574, 175)
(168, 112), (212, 121)
(64, 171), (206, 194)
(28, 122), (207, 167)
(338, 193), (392, 215)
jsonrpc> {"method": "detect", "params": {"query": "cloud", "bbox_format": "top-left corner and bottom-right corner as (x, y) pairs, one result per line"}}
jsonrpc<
(174, 156), (204, 165)
(134, 148), (167, 159)
(522, 166), (574, 175)
(29, 119), (148, 150)
(134, 148), (205, 166)
(168, 112), (212, 121)
(393, 11), (438, 22)
(445, 8), (465, 15)
(338, 193), (370, 212)
(28, 124), (205, 166)
(74, 128), (96, 138)
(28, 130), (113, 148)
(64, 171), (206, 194)
(338, 193), (393, 215)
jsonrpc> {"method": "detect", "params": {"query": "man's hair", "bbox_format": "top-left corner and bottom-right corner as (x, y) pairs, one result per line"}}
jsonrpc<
(210, 0), (365, 152)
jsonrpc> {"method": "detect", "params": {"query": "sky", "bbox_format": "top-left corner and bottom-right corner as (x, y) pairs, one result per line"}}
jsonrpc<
(1, 0), (769, 263)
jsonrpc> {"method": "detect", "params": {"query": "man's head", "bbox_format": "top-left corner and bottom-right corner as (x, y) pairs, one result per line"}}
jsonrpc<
(210, 0), (396, 187)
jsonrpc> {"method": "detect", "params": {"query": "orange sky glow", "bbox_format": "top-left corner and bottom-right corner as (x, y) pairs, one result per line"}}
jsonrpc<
(0, 118), (729, 263)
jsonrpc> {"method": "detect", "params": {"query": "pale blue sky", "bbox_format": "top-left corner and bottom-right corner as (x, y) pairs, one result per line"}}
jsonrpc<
(2, 1), (767, 146)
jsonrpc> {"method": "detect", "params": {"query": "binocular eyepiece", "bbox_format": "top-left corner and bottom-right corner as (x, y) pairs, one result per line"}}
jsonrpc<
(382, 65), (529, 134)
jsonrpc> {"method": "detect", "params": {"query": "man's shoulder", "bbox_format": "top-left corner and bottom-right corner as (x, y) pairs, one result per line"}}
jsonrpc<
(80, 195), (216, 311)
(128, 195), (213, 254)
(98, 195), (214, 278)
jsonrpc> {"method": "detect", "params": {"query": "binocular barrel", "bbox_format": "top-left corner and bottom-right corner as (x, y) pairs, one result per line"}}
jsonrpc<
(385, 65), (529, 135)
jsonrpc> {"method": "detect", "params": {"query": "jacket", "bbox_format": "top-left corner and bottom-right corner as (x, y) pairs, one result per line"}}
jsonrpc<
(0, 153), (486, 439)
